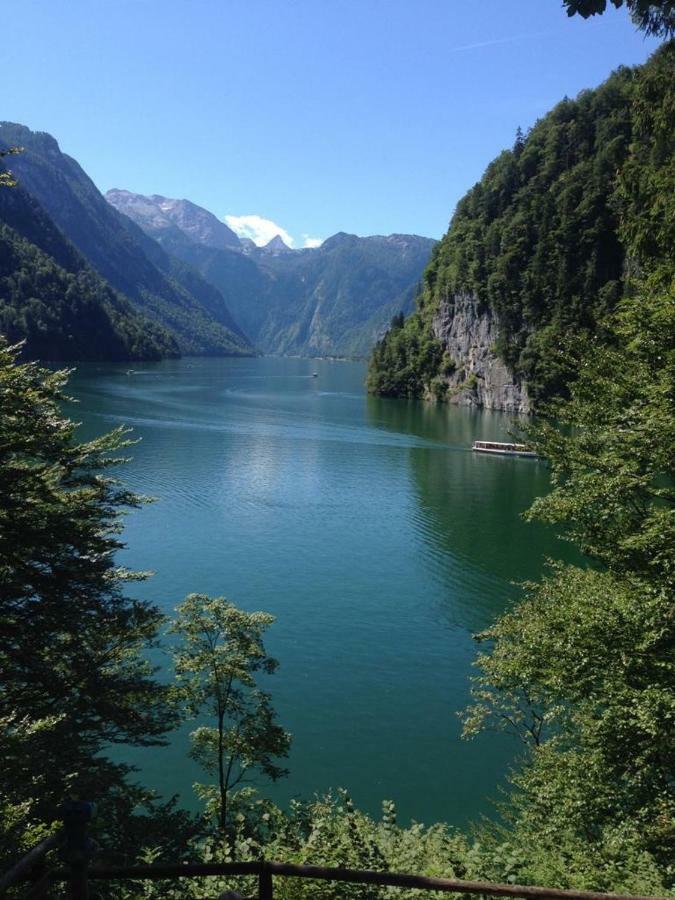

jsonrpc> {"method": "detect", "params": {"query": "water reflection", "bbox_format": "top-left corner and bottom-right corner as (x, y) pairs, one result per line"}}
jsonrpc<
(65, 359), (558, 827)
(366, 395), (565, 631)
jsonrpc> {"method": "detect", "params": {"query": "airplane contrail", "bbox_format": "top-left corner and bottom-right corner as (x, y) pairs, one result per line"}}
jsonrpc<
(448, 32), (551, 53)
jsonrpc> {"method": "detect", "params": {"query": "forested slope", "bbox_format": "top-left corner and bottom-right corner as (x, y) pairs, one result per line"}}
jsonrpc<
(0, 182), (178, 361)
(0, 123), (253, 357)
(368, 42), (675, 408)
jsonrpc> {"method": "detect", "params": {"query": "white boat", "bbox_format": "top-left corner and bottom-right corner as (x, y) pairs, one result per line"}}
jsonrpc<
(472, 440), (537, 458)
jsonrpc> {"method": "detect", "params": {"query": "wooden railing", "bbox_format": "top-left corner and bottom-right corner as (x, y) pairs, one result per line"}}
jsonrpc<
(0, 835), (60, 899)
(1, 842), (669, 900)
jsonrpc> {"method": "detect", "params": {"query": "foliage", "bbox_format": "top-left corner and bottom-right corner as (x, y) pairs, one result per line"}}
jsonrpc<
(0, 225), (178, 362)
(458, 38), (674, 889)
(0, 147), (23, 188)
(112, 788), (669, 899)
(462, 258), (674, 891)
(562, 0), (675, 37)
(0, 714), (62, 867)
(110, 791), (481, 900)
(0, 344), (180, 859)
(0, 172), (178, 361)
(169, 594), (291, 831)
(613, 39), (675, 288)
(2, 28), (674, 900)
(367, 312), (443, 396)
(368, 43), (674, 405)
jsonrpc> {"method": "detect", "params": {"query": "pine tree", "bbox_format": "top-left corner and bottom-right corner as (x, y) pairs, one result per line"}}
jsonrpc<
(0, 343), (175, 835)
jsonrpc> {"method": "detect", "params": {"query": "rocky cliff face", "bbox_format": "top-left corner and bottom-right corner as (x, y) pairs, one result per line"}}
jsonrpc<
(431, 293), (530, 414)
(106, 190), (242, 250)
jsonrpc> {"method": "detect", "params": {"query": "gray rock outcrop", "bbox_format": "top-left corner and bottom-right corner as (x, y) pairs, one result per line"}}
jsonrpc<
(430, 293), (530, 414)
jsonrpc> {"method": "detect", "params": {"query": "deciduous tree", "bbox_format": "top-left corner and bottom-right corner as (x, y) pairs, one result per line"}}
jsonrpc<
(169, 594), (291, 831)
(562, 0), (675, 37)
(462, 283), (674, 890)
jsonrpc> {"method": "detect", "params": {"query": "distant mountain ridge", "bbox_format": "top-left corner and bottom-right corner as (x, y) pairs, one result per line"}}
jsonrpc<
(0, 123), (253, 358)
(106, 189), (436, 358)
(106, 190), (242, 251)
(0, 122), (434, 363)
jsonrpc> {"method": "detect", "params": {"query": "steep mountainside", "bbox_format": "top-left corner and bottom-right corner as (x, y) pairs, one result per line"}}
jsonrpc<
(251, 231), (435, 358)
(368, 43), (675, 411)
(106, 190), (435, 358)
(0, 180), (178, 361)
(0, 124), (253, 357)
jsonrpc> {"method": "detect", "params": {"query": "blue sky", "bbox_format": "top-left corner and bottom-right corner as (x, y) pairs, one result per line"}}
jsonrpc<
(4, 0), (659, 246)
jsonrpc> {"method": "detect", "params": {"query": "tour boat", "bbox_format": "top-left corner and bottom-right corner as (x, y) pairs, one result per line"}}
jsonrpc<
(472, 440), (537, 458)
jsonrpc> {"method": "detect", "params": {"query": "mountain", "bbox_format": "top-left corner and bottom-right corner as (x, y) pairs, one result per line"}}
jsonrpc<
(367, 43), (675, 411)
(106, 190), (436, 358)
(105, 190), (241, 251)
(0, 179), (178, 361)
(248, 231), (436, 358)
(0, 124), (253, 357)
(261, 234), (292, 253)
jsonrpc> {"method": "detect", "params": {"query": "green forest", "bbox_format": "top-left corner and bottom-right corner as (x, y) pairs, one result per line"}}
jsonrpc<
(367, 40), (674, 406)
(0, 180), (179, 361)
(1, 2), (674, 898)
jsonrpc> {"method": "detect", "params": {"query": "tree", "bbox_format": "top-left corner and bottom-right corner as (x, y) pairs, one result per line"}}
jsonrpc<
(0, 147), (23, 188)
(513, 126), (525, 157)
(169, 594), (291, 831)
(562, 0), (675, 37)
(460, 41), (674, 888)
(462, 282), (674, 891)
(0, 343), (175, 836)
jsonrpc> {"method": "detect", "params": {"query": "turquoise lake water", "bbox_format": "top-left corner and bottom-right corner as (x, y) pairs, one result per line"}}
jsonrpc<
(68, 356), (561, 828)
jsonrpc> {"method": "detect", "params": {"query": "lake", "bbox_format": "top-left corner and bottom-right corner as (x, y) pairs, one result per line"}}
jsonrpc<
(68, 355), (561, 828)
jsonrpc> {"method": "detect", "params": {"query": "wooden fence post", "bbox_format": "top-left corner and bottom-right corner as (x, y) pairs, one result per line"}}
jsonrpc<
(59, 801), (96, 900)
(25, 858), (49, 899)
(258, 861), (273, 899)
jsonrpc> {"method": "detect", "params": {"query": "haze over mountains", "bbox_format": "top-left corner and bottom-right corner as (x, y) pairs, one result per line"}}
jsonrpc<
(0, 122), (435, 363)
(0, 123), (255, 358)
(107, 189), (436, 358)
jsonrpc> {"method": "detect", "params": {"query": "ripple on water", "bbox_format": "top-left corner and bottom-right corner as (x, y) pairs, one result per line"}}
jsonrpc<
(70, 357), (563, 827)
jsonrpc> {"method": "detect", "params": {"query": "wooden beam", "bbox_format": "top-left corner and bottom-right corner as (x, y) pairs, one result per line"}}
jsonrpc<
(0, 834), (59, 894)
(43, 860), (668, 900)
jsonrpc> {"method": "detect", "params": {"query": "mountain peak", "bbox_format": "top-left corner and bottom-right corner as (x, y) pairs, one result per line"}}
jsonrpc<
(321, 231), (357, 251)
(0, 122), (61, 158)
(263, 234), (291, 252)
(106, 190), (241, 251)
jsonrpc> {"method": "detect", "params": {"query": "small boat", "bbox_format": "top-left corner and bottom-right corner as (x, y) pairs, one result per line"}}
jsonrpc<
(312, 372), (318, 377)
(472, 440), (536, 458)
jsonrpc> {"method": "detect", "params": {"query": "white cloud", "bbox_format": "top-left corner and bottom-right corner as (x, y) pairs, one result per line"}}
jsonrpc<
(224, 214), (295, 248)
(302, 235), (323, 249)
